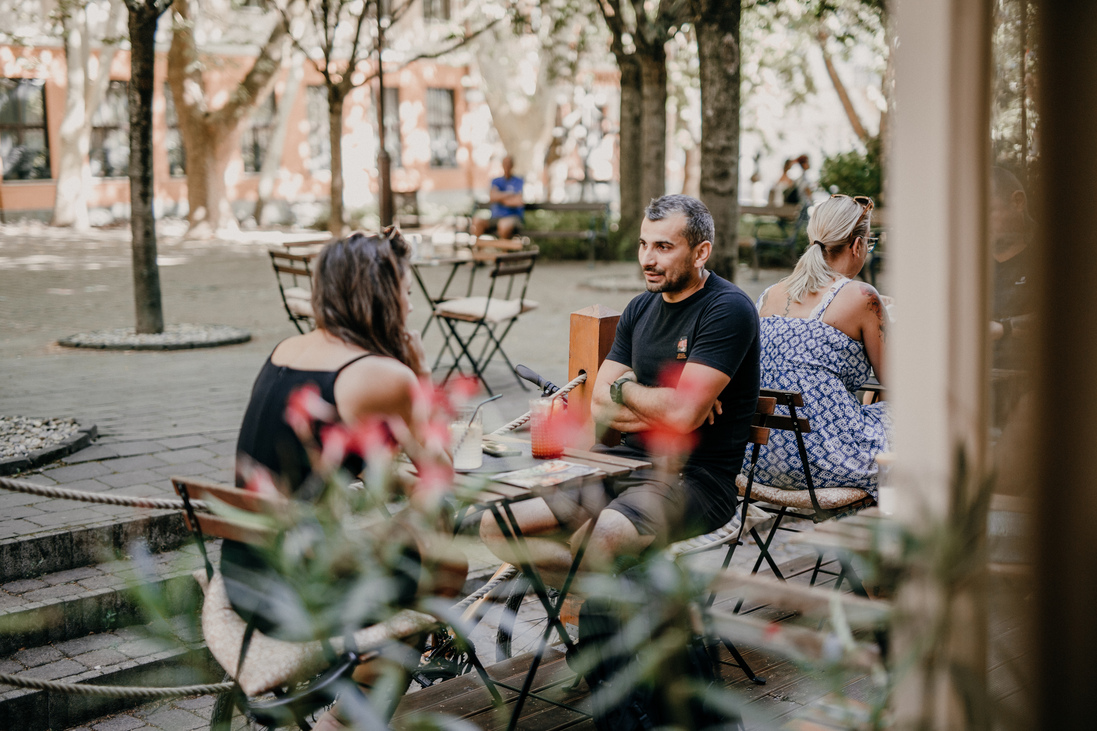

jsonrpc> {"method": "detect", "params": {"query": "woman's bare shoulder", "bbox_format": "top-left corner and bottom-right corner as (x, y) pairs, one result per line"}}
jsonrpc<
(833, 280), (886, 323)
(758, 281), (789, 315)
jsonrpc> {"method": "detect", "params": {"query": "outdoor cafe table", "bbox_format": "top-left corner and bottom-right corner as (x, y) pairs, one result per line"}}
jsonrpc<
(446, 434), (651, 730)
(410, 243), (501, 340)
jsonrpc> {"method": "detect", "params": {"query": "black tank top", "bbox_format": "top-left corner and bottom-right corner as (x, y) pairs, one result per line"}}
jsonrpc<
(234, 351), (376, 494)
(223, 350), (378, 636)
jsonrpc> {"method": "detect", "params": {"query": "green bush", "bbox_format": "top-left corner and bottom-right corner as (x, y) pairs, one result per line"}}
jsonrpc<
(521, 209), (620, 261)
(819, 136), (883, 202)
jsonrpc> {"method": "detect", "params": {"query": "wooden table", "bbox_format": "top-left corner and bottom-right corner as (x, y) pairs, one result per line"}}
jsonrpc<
(449, 434), (650, 731)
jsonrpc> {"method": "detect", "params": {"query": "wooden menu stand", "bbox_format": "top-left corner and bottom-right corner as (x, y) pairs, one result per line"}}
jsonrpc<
(567, 304), (621, 448)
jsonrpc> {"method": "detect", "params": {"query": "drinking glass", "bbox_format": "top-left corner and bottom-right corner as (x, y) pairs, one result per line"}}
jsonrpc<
(529, 398), (564, 460)
(449, 408), (483, 470)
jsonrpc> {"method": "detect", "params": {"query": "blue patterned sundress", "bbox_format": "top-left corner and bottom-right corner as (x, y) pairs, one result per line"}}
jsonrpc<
(743, 278), (890, 500)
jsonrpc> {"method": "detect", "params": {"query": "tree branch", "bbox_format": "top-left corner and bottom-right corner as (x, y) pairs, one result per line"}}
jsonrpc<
(209, 15), (288, 127)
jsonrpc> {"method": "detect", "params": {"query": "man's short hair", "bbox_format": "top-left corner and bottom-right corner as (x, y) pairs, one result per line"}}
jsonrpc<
(644, 194), (714, 248)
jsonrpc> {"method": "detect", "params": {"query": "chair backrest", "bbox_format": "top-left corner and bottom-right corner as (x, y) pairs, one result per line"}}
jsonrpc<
(488, 249), (538, 303)
(751, 388), (812, 437)
(172, 476), (288, 547)
(270, 249), (314, 282)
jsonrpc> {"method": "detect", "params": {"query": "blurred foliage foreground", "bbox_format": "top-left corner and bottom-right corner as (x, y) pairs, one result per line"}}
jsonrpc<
(21, 386), (1006, 729)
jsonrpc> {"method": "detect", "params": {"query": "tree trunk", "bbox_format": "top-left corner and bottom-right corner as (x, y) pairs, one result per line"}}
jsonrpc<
(816, 31), (869, 143)
(328, 87), (346, 237)
(54, 0), (124, 229)
(255, 50), (304, 225)
(617, 55), (644, 248)
(167, 0), (285, 236)
(128, 3), (163, 334)
(54, 6), (92, 230)
(696, 0), (741, 282)
(638, 48), (668, 207)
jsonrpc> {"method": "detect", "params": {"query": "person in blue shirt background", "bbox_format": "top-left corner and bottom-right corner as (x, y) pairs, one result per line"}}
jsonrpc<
(472, 155), (524, 240)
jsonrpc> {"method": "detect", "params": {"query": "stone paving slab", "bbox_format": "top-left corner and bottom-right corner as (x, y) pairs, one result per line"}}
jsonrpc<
(0, 542), (217, 655)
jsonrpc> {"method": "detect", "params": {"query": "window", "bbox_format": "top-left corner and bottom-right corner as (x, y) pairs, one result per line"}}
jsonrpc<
(426, 88), (457, 168)
(164, 83), (185, 176)
(0, 78), (50, 180)
(423, 0), (450, 22)
(241, 94), (277, 174)
(379, 86), (402, 168)
(90, 80), (129, 178)
(305, 85), (330, 172)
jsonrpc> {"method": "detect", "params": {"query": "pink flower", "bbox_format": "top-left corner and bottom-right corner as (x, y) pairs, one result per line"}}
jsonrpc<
(639, 422), (698, 458)
(319, 424), (352, 471)
(284, 384), (336, 438)
(241, 463), (283, 498)
(448, 375), (482, 408)
(415, 461), (454, 496)
(348, 418), (396, 460)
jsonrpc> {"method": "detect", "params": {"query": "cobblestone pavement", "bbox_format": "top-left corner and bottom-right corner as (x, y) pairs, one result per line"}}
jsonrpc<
(0, 221), (788, 730)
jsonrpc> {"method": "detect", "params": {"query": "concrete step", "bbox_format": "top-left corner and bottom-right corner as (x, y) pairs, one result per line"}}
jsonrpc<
(0, 511), (191, 584)
(0, 619), (222, 730)
(0, 543), (217, 656)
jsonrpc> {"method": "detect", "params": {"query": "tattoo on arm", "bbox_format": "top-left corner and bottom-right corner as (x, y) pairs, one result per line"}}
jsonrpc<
(782, 295), (792, 316)
(860, 284), (886, 341)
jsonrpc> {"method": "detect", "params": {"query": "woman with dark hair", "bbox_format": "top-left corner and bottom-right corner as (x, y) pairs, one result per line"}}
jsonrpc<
(747, 195), (890, 497)
(223, 230), (448, 730)
(232, 229), (431, 500)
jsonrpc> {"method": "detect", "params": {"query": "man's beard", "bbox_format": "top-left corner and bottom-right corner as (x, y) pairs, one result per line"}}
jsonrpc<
(644, 264), (694, 293)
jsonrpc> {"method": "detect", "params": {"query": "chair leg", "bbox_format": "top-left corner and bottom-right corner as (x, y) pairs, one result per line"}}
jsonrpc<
(808, 551), (826, 587)
(721, 638), (767, 685)
(749, 509), (787, 580)
(439, 318), (493, 394)
(476, 320), (529, 391)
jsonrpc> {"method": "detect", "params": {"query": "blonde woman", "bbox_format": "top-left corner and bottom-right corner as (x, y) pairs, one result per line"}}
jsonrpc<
(747, 194), (890, 497)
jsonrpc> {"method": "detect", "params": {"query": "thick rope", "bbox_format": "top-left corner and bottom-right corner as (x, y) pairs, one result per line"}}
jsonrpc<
(491, 372), (587, 435)
(0, 673), (232, 698)
(0, 475), (210, 512)
(453, 564), (518, 611)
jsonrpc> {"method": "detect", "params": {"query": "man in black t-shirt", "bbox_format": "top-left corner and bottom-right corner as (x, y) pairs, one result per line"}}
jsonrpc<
(481, 195), (759, 582)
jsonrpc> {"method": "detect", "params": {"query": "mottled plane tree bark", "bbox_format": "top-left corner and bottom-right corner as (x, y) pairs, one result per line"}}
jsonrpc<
(53, 0), (126, 229)
(692, 0), (741, 280)
(125, 0), (172, 334)
(597, 0), (683, 245)
(167, 0), (287, 236)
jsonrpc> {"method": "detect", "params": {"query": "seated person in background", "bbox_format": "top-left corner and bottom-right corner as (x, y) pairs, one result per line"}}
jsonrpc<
(795, 153), (815, 202)
(226, 230), (456, 730)
(472, 155), (524, 240)
(481, 195), (760, 583)
(770, 158), (798, 206)
(747, 194), (890, 499)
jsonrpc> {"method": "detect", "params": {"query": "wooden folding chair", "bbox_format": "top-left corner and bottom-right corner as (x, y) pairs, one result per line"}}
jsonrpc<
(172, 477), (499, 730)
(734, 388), (876, 594)
(269, 250), (316, 333)
(431, 250), (539, 395)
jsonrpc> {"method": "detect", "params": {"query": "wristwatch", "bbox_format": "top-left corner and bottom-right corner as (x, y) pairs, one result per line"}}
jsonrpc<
(610, 376), (632, 405)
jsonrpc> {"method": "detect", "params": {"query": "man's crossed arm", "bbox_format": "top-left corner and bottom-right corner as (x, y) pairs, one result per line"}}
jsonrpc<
(591, 359), (730, 435)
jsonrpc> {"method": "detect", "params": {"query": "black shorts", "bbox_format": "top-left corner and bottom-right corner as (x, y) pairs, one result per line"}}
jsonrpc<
(542, 444), (738, 545)
(483, 215), (523, 235)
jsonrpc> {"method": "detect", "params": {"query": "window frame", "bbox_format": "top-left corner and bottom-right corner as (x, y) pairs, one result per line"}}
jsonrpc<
(426, 87), (458, 169)
(305, 85), (331, 173)
(241, 93), (277, 175)
(0, 78), (51, 181)
(89, 80), (130, 179)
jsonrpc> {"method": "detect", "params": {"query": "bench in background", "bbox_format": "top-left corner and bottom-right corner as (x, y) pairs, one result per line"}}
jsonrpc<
(469, 200), (611, 264)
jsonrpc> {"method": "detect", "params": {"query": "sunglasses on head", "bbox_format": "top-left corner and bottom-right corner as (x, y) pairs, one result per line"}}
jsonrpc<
(831, 194), (875, 248)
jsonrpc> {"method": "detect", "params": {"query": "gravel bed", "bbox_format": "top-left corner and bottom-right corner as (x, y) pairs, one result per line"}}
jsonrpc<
(57, 323), (251, 350)
(0, 415), (82, 460)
